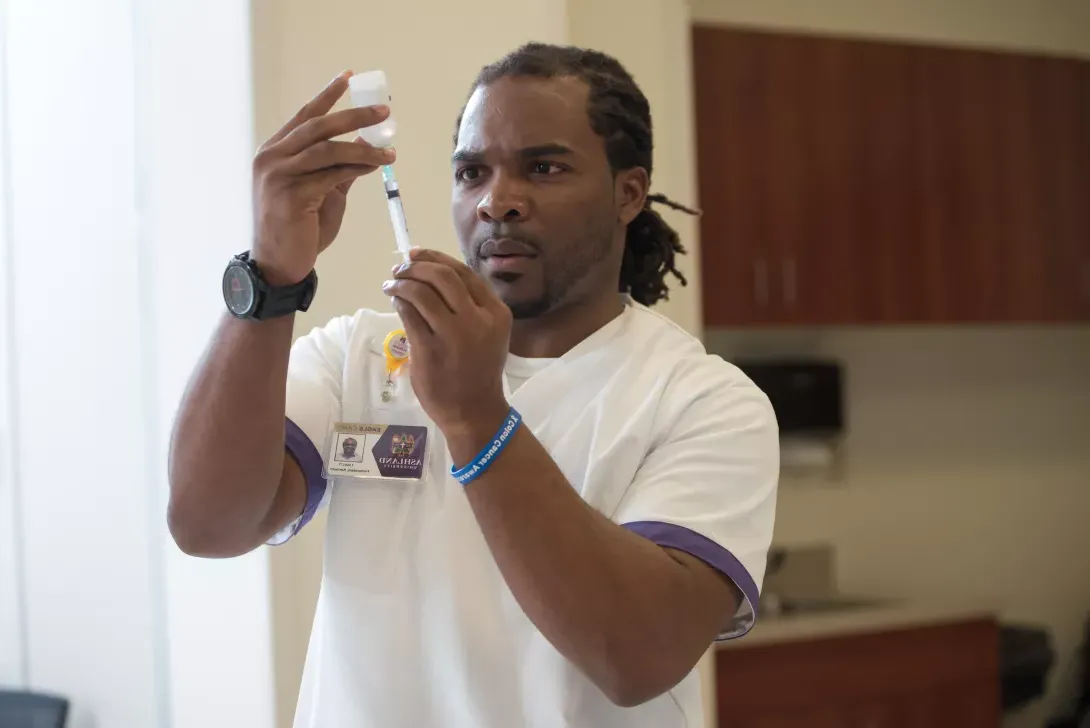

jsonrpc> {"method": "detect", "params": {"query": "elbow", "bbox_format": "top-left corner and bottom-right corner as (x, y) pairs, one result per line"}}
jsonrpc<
(593, 650), (689, 709)
(166, 499), (220, 557)
(603, 685), (656, 710)
(167, 491), (256, 559)
(599, 674), (670, 709)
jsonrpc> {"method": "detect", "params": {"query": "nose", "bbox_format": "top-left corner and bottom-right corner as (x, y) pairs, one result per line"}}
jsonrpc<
(476, 173), (529, 224)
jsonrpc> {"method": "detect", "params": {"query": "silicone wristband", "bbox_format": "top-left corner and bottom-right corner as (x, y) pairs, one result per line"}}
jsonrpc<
(451, 408), (522, 486)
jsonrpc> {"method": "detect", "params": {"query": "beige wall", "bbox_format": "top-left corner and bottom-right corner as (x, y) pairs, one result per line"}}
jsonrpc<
(694, 2), (1090, 726)
(567, 0), (704, 337)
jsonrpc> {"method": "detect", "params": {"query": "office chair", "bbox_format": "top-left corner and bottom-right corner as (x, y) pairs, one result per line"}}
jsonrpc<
(0, 689), (69, 728)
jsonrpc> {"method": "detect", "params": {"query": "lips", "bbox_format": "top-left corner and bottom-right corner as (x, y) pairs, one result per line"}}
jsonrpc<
(479, 237), (537, 259)
(483, 255), (535, 274)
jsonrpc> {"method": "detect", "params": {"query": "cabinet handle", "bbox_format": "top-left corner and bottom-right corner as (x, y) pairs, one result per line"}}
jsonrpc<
(783, 257), (797, 307)
(754, 258), (769, 307)
(1081, 261), (1090, 304)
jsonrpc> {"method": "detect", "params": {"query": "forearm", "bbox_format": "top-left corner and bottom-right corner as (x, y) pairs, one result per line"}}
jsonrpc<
(448, 407), (719, 705)
(167, 313), (297, 555)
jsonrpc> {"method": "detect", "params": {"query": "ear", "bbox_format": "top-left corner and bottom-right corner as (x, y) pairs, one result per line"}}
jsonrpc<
(614, 166), (649, 226)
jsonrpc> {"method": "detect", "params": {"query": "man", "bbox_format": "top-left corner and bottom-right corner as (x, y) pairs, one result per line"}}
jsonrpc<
(338, 436), (360, 462)
(168, 43), (778, 728)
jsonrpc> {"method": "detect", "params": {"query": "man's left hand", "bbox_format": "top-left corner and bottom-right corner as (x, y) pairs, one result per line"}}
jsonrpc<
(383, 248), (511, 442)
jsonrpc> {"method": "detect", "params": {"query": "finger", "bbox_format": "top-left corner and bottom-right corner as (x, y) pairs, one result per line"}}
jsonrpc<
(392, 296), (433, 344)
(335, 176), (357, 196)
(282, 139), (395, 174)
(383, 278), (455, 332)
(408, 248), (494, 307)
(265, 70), (353, 148)
(277, 105), (391, 157)
(298, 164), (379, 197)
(393, 261), (474, 314)
(392, 297), (433, 340)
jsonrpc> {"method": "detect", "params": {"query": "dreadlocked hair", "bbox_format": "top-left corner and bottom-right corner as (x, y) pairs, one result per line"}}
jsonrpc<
(457, 42), (700, 307)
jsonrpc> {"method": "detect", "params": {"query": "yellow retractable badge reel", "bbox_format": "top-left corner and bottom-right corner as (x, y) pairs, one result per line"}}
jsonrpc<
(381, 329), (410, 402)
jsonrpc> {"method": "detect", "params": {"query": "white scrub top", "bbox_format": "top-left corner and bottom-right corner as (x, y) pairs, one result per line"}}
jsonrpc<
(272, 299), (779, 728)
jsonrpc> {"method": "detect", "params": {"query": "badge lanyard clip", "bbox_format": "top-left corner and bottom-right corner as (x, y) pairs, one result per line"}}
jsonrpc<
(382, 329), (410, 402)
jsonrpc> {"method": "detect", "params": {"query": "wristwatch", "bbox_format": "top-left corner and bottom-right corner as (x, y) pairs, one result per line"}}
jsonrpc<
(222, 251), (318, 320)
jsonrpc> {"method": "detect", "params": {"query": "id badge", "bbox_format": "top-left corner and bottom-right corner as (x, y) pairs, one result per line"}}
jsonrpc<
(323, 421), (429, 481)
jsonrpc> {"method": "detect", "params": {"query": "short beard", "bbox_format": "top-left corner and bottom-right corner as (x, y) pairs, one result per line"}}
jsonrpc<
(482, 271), (553, 319)
(506, 226), (614, 320)
(505, 281), (553, 319)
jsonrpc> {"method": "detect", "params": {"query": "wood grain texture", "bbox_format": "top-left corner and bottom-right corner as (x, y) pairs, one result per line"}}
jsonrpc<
(693, 25), (1090, 326)
(714, 618), (1001, 728)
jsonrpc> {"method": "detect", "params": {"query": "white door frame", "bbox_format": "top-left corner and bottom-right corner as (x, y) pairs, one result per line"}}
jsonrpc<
(0, 0), (29, 688)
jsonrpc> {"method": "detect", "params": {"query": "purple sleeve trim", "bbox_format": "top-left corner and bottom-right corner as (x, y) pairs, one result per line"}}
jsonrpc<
(623, 520), (760, 632)
(283, 418), (327, 540)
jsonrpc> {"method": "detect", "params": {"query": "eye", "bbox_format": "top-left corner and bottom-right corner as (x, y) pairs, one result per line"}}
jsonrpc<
(456, 166), (482, 182)
(530, 161), (564, 176)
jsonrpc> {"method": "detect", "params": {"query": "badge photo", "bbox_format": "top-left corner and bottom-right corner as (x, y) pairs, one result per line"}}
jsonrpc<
(334, 433), (365, 463)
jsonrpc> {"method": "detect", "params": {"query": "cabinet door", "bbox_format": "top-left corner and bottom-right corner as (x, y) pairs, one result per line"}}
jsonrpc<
(1037, 56), (1090, 321)
(694, 28), (774, 325)
(841, 38), (929, 323)
(694, 28), (885, 325)
(774, 32), (872, 324)
(923, 45), (1010, 322)
(983, 52), (1057, 322)
(1081, 60), (1090, 319)
(910, 47), (1090, 322)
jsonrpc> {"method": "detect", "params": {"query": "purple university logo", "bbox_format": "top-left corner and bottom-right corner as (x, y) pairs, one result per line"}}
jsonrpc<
(390, 433), (416, 456)
(372, 425), (428, 478)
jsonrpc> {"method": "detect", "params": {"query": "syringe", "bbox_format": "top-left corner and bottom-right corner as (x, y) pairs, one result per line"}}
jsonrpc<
(381, 164), (413, 263)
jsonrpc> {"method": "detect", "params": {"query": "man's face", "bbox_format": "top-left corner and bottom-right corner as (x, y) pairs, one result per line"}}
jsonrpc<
(342, 438), (357, 457)
(451, 76), (643, 319)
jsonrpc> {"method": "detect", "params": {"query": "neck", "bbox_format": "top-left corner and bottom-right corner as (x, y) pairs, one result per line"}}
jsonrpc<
(508, 288), (625, 359)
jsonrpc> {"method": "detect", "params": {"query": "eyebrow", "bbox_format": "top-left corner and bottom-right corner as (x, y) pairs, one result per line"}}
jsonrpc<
(451, 143), (574, 164)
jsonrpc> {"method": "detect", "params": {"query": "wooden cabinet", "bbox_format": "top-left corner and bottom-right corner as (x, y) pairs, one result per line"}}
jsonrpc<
(715, 618), (1000, 727)
(693, 26), (1090, 326)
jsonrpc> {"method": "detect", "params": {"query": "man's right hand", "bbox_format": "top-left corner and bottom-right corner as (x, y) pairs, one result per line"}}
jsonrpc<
(252, 70), (395, 286)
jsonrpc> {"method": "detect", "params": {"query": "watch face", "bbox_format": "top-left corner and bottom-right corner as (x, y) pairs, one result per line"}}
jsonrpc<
(223, 263), (256, 316)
